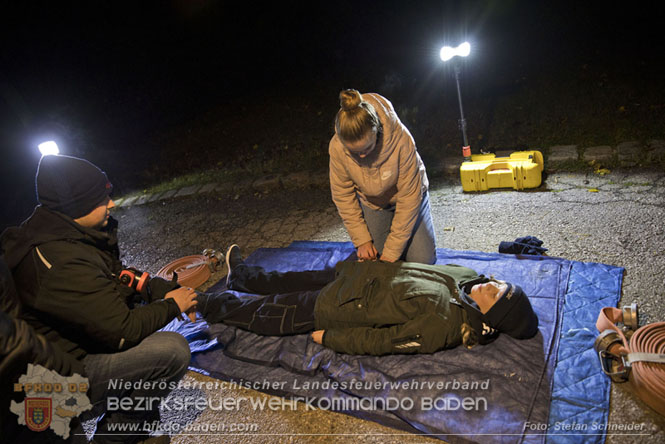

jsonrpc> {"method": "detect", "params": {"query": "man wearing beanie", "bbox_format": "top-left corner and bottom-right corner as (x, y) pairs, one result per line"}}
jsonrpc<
(1, 155), (198, 444)
(195, 245), (540, 355)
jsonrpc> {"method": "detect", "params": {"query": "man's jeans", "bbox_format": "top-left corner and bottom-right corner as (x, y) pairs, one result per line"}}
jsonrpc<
(79, 331), (191, 443)
(360, 191), (437, 264)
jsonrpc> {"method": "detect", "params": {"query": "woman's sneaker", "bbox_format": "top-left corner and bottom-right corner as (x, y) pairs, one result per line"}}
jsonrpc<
(225, 244), (244, 287)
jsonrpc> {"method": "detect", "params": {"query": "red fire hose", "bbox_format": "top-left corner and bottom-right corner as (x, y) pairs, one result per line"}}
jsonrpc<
(155, 249), (223, 289)
(595, 306), (665, 417)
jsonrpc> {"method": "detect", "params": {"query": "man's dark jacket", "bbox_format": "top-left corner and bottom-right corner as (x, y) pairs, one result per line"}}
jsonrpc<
(1, 253), (82, 442)
(0, 207), (181, 360)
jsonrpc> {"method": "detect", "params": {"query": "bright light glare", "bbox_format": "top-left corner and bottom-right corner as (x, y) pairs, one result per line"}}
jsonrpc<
(38, 141), (60, 156)
(457, 42), (470, 57)
(440, 42), (471, 61)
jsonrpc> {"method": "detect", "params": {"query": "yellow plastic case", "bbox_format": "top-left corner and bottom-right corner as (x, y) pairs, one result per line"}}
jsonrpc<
(460, 150), (544, 192)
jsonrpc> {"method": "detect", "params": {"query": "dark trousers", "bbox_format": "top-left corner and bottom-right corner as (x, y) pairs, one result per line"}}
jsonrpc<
(198, 264), (336, 336)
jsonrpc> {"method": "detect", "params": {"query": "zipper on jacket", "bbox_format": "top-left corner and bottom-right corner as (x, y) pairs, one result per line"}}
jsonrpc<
(358, 278), (378, 308)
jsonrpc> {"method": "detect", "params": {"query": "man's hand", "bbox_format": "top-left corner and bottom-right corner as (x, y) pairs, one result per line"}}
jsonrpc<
(165, 287), (198, 321)
(357, 241), (378, 261)
(311, 330), (325, 344)
(379, 255), (398, 263)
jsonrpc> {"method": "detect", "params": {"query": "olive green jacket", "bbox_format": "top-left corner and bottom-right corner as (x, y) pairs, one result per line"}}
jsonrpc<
(314, 260), (477, 355)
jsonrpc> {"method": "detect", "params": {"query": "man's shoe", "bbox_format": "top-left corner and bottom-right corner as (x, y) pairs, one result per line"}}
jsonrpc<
(225, 244), (244, 286)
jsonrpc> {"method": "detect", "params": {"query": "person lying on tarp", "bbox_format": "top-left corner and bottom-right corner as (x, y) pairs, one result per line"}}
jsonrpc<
(196, 245), (539, 356)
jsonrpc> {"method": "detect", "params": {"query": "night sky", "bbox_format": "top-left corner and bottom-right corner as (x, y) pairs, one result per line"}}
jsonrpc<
(1, 1), (664, 227)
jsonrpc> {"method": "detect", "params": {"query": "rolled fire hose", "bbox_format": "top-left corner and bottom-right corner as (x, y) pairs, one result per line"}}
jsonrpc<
(595, 306), (665, 417)
(155, 249), (222, 289)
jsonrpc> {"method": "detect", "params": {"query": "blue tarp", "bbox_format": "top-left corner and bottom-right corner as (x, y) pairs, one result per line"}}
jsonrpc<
(165, 242), (623, 443)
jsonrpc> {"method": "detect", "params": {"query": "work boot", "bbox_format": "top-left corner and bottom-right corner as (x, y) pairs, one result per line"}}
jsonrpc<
(225, 244), (244, 286)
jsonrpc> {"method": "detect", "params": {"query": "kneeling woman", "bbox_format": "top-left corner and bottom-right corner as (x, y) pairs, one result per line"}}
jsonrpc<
(197, 246), (539, 356)
(329, 89), (436, 264)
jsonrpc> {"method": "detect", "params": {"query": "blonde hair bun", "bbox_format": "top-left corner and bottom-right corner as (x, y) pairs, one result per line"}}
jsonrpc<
(339, 89), (363, 111)
(334, 89), (380, 142)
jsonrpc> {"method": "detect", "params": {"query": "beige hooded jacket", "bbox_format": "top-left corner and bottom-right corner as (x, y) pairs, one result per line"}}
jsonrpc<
(329, 93), (429, 261)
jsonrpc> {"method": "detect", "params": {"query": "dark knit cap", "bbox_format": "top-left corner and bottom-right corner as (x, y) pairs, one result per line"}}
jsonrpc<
(484, 283), (539, 339)
(458, 278), (539, 344)
(36, 155), (113, 219)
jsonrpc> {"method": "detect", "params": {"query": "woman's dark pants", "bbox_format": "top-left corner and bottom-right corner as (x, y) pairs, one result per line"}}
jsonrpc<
(197, 264), (336, 336)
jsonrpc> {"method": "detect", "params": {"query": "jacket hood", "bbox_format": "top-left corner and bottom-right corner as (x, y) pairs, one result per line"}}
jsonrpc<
(456, 276), (500, 345)
(0, 206), (118, 269)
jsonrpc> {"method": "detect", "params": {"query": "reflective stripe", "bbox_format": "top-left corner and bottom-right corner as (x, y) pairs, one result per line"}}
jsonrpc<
(35, 247), (52, 269)
(118, 338), (125, 349)
(394, 341), (421, 350)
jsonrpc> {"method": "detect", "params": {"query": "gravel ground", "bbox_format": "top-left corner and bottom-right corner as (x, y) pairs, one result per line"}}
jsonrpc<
(114, 168), (665, 444)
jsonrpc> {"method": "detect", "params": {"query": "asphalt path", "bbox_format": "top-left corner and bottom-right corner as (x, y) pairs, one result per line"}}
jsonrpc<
(114, 168), (665, 444)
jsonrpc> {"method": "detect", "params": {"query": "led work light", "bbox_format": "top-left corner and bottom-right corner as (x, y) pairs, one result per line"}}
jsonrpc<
(439, 42), (470, 62)
(38, 141), (59, 156)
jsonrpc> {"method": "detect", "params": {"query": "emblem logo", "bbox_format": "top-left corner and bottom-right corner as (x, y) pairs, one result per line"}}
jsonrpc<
(25, 398), (52, 432)
(12, 364), (91, 439)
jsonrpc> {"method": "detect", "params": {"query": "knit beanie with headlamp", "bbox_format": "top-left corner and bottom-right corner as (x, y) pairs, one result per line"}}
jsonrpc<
(35, 155), (113, 219)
